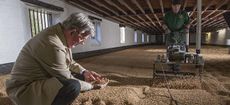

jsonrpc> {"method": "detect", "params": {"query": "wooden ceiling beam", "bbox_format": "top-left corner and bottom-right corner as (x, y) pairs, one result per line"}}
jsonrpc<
(189, 5), (197, 18)
(117, 0), (156, 33)
(203, 18), (224, 27)
(104, 0), (153, 31)
(75, 0), (111, 16)
(115, 0), (150, 32)
(193, 0), (229, 26)
(107, 9), (229, 18)
(206, 18), (225, 27)
(104, 0), (127, 15)
(204, 0), (229, 18)
(127, 1), (155, 33)
(202, 11), (228, 26)
(69, 0), (148, 32)
(201, 0), (216, 14)
(147, 0), (162, 27)
(104, 0), (143, 27)
(204, 20), (226, 31)
(68, 0), (105, 17)
(205, 23), (228, 31)
(190, 0), (215, 25)
(117, 0), (136, 13)
(131, 0), (145, 13)
(92, 0), (119, 16)
(189, 6), (197, 17)
(132, 0), (162, 33)
(215, 23), (228, 28)
(189, 5), (197, 27)
(90, 0), (143, 29)
(145, 14), (162, 32)
(121, 20), (163, 25)
(183, 0), (188, 11)
(159, 0), (165, 16)
(203, 16), (224, 27)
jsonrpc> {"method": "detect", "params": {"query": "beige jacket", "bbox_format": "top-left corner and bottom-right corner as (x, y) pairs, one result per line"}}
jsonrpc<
(5, 23), (92, 105)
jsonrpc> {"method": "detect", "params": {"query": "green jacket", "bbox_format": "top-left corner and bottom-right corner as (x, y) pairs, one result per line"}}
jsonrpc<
(164, 11), (189, 45)
(164, 10), (189, 32)
(5, 23), (91, 105)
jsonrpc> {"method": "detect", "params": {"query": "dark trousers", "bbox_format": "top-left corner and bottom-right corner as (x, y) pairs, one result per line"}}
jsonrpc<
(51, 78), (81, 105)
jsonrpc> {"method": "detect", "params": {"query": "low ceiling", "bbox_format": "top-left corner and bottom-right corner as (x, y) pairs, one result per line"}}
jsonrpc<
(65, 0), (230, 35)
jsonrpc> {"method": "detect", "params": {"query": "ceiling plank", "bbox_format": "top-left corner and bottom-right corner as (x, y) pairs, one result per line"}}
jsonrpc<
(159, 0), (165, 16)
(206, 18), (225, 27)
(69, 0), (148, 32)
(203, 0), (228, 17)
(117, 0), (136, 13)
(183, 0), (188, 11)
(189, 6), (197, 17)
(201, 0), (216, 14)
(105, 0), (127, 15)
(66, 0), (230, 35)
(90, 0), (142, 28)
(117, 0), (156, 33)
(104, 0), (139, 25)
(202, 11), (226, 26)
(76, 0), (111, 16)
(190, 0), (216, 25)
(147, 0), (162, 27)
(194, 0), (229, 26)
(68, 0), (104, 16)
(203, 17), (224, 27)
(203, 20), (226, 31)
(92, 0), (119, 16)
(132, 0), (162, 33)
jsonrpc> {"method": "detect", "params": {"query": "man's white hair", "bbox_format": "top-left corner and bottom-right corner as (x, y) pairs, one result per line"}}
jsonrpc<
(62, 13), (95, 36)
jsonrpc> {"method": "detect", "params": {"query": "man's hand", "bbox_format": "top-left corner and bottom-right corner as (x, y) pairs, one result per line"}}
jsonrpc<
(162, 24), (171, 34)
(83, 70), (102, 82)
(162, 24), (168, 30)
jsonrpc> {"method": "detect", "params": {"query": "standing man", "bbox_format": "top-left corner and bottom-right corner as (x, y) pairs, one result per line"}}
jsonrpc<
(6, 13), (102, 105)
(163, 0), (190, 72)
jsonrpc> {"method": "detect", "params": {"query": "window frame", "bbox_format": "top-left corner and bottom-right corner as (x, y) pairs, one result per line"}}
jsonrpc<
(28, 8), (52, 37)
(90, 19), (102, 46)
(142, 33), (145, 43)
(120, 26), (126, 44)
(134, 30), (138, 43)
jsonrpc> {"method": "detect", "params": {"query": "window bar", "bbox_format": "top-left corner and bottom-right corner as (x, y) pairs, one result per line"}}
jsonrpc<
(36, 10), (40, 33)
(42, 11), (45, 29)
(47, 14), (49, 27)
(45, 13), (49, 27)
(31, 10), (35, 36)
(42, 11), (46, 29)
(49, 14), (52, 26)
(44, 12), (47, 28)
(40, 10), (43, 30)
(38, 10), (42, 32)
(28, 9), (33, 37)
(32, 9), (37, 36)
(34, 10), (37, 35)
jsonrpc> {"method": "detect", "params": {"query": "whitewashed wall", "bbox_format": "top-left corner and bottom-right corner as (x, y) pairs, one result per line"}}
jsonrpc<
(190, 28), (230, 45)
(0, 0), (31, 64)
(203, 28), (230, 45)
